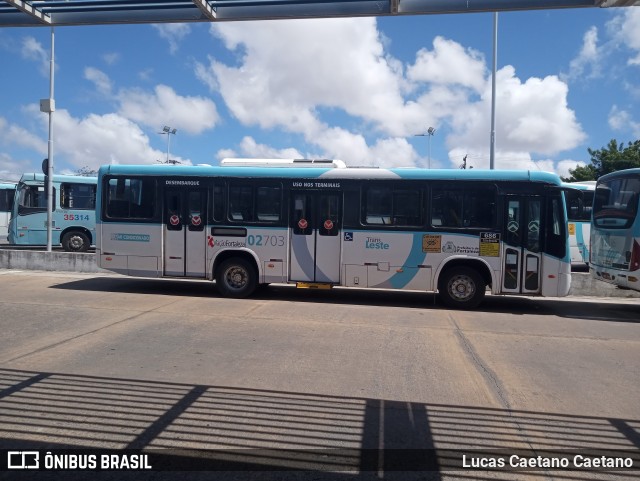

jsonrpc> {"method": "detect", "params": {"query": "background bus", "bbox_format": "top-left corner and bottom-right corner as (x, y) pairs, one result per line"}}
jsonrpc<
(590, 168), (640, 291)
(96, 164), (570, 309)
(8, 173), (97, 252)
(0, 182), (16, 242)
(563, 181), (595, 265)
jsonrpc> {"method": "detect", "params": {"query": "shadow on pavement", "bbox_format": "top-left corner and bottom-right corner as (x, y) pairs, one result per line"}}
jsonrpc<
(49, 276), (640, 324)
(0, 368), (638, 481)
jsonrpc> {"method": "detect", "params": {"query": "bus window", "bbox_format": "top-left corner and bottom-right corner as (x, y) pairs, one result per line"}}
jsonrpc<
(212, 185), (224, 222)
(61, 183), (96, 210)
(432, 187), (496, 229)
(256, 186), (281, 222)
(228, 185), (252, 221)
(594, 178), (640, 229)
(545, 196), (566, 259)
(363, 186), (422, 227)
(228, 184), (282, 224)
(18, 184), (52, 212)
(106, 177), (155, 219)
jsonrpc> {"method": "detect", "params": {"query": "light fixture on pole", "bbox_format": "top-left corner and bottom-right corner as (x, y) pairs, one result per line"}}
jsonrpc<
(159, 126), (177, 163)
(415, 126), (436, 169)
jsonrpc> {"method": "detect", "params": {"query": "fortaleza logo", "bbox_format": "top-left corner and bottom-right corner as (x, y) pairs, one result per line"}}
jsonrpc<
(7, 451), (152, 470)
(365, 237), (389, 250)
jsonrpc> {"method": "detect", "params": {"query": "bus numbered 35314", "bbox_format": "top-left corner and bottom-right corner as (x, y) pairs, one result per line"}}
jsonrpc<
(96, 162), (571, 309)
(8, 173), (97, 252)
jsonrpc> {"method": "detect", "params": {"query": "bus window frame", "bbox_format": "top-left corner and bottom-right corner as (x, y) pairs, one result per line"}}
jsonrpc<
(593, 178), (640, 230)
(360, 182), (425, 229)
(17, 183), (55, 215)
(225, 180), (285, 226)
(430, 183), (498, 231)
(103, 176), (158, 222)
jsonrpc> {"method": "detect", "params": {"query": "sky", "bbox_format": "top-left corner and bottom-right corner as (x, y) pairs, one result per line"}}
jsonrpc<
(0, 6), (639, 181)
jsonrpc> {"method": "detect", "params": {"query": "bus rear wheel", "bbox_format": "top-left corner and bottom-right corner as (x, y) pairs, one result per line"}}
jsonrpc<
(438, 266), (485, 309)
(216, 258), (257, 298)
(62, 231), (90, 252)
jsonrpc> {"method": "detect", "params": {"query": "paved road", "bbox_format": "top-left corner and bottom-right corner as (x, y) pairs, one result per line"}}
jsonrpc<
(0, 270), (638, 480)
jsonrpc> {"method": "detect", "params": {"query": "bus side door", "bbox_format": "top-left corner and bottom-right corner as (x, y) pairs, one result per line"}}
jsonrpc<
(289, 191), (341, 283)
(501, 196), (542, 295)
(163, 188), (207, 277)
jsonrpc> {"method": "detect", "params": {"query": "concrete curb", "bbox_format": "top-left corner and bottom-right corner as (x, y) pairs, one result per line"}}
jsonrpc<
(0, 249), (638, 298)
(568, 270), (640, 298)
(0, 249), (107, 274)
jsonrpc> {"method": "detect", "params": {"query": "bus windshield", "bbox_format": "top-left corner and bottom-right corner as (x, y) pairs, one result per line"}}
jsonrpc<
(593, 177), (640, 229)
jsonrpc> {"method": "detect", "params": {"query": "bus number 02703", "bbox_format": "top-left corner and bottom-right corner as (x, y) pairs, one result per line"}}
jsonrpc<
(63, 214), (90, 221)
(247, 234), (285, 247)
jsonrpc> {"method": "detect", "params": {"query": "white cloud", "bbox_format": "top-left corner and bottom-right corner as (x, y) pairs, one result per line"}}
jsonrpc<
(556, 159), (588, 179)
(201, 18), (584, 173)
(0, 116), (47, 153)
(608, 105), (640, 138)
(51, 110), (181, 169)
(565, 26), (601, 81)
(84, 67), (113, 95)
(407, 36), (486, 93)
(103, 52), (120, 66)
(153, 24), (191, 55)
(446, 66), (585, 166)
(607, 8), (640, 66)
(206, 18), (417, 137)
(9, 106), (189, 171)
(222, 136), (305, 160)
(117, 84), (219, 135)
(20, 36), (50, 77)
(0, 152), (24, 181)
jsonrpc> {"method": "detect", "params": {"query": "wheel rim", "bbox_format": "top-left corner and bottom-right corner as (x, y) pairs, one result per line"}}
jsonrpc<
(69, 235), (84, 250)
(224, 265), (248, 290)
(448, 274), (476, 301)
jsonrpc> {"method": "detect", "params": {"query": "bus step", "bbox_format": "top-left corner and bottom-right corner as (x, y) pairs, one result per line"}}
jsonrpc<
(296, 282), (333, 290)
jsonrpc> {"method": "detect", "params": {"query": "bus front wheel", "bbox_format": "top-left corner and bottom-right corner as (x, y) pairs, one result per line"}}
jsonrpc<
(216, 258), (257, 298)
(438, 266), (485, 309)
(62, 231), (90, 252)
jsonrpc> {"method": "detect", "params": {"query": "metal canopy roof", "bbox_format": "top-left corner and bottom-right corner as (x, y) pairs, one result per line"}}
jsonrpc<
(1, 0), (638, 28)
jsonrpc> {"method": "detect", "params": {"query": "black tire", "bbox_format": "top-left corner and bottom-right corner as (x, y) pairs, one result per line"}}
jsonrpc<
(438, 266), (485, 309)
(62, 231), (90, 252)
(216, 258), (257, 298)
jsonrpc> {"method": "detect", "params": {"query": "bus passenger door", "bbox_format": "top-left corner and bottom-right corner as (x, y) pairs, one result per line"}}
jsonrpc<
(289, 191), (341, 283)
(501, 196), (542, 295)
(164, 188), (207, 277)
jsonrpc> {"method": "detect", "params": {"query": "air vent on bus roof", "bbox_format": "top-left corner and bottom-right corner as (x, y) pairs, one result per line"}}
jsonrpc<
(220, 158), (346, 168)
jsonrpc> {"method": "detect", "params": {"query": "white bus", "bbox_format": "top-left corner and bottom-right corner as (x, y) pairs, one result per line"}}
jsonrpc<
(562, 181), (595, 265)
(0, 182), (16, 242)
(96, 163), (571, 309)
(590, 168), (640, 291)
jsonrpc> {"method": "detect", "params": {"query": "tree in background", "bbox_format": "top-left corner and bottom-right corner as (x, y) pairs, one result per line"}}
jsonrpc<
(563, 139), (640, 182)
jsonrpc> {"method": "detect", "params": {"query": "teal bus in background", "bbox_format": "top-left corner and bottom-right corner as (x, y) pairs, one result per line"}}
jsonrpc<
(0, 182), (16, 242)
(562, 181), (595, 265)
(8, 173), (97, 252)
(590, 168), (640, 291)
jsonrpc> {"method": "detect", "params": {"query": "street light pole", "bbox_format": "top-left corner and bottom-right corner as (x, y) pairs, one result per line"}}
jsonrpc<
(159, 126), (177, 163)
(490, 12), (498, 170)
(42, 27), (55, 253)
(415, 126), (436, 169)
